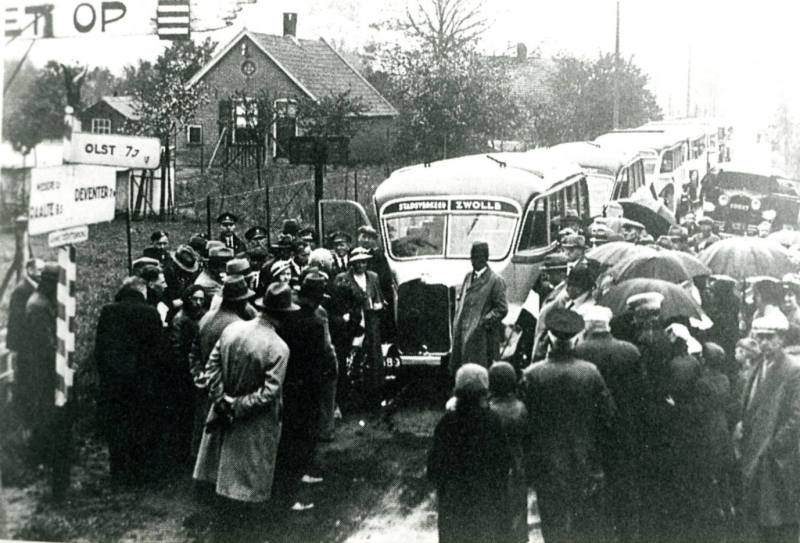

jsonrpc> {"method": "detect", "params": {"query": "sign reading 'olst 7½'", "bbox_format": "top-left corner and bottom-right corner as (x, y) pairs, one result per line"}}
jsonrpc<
(64, 132), (161, 169)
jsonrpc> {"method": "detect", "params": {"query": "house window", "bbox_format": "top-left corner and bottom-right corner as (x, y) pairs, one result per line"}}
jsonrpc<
(231, 98), (260, 145)
(273, 99), (297, 159)
(187, 125), (203, 145)
(92, 118), (111, 134)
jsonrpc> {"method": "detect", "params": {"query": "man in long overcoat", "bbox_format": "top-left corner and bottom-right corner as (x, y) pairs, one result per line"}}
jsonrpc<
(521, 308), (616, 543)
(450, 241), (508, 375)
(273, 272), (338, 507)
(193, 282), (294, 510)
(188, 276), (257, 458)
(740, 313), (800, 543)
(574, 305), (646, 543)
(94, 276), (164, 486)
(6, 258), (42, 356)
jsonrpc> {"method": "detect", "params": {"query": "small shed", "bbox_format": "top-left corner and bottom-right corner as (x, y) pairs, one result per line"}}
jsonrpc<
(78, 96), (142, 135)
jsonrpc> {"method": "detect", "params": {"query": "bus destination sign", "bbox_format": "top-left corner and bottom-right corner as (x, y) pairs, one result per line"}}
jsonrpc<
(383, 198), (517, 215)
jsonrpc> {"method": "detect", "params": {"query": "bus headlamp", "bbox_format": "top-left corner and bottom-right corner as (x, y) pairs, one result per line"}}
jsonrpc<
(718, 194), (729, 206)
(751, 199), (762, 211)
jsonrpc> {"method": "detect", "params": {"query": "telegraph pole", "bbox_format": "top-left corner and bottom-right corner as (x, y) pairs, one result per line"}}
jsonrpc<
(612, 0), (620, 130)
(686, 46), (692, 118)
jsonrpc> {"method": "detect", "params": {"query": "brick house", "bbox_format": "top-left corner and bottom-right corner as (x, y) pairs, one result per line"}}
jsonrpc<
(78, 96), (141, 135)
(179, 16), (398, 167)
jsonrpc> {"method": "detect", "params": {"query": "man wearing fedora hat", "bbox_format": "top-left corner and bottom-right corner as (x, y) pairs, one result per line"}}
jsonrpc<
(450, 241), (508, 376)
(207, 258), (258, 317)
(273, 271), (338, 509)
(194, 246), (234, 307)
(217, 212), (246, 254)
(522, 307), (615, 543)
(188, 276), (258, 460)
(95, 276), (165, 488)
(163, 245), (201, 314)
(193, 283), (295, 537)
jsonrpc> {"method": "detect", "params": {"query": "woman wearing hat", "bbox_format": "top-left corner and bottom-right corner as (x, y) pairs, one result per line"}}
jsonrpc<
(428, 364), (513, 543)
(332, 247), (384, 405)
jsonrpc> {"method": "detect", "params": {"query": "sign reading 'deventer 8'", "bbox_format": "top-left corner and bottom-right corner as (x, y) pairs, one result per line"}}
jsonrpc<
(64, 133), (161, 169)
(29, 165), (117, 235)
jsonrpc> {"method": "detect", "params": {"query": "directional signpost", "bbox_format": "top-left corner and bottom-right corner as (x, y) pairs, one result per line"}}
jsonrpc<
(63, 132), (161, 170)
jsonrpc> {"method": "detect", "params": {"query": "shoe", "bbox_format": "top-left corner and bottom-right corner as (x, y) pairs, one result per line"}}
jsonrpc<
(334, 406), (342, 420)
(291, 502), (314, 511)
(301, 474), (324, 484)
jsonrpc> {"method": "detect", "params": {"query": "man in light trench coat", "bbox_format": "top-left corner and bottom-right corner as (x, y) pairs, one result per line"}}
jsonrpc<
(193, 283), (297, 540)
(449, 241), (508, 376)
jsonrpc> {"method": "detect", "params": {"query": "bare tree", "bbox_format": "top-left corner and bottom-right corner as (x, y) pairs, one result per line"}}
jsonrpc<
(401, 0), (489, 59)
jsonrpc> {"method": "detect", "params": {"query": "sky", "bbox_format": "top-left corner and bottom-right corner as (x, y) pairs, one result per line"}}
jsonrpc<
(3, 0), (799, 135)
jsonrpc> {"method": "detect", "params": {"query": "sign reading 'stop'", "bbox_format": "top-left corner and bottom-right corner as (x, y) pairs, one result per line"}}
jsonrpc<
(29, 165), (117, 235)
(383, 198), (518, 216)
(64, 133), (161, 169)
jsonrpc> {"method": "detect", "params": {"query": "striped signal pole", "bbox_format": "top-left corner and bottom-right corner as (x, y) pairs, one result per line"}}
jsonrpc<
(55, 245), (76, 406)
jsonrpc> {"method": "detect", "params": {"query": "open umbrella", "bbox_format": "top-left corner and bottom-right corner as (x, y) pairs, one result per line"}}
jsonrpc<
(698, 237), (795, 280)
(609, 252), (694, 283)
(661, 250), (712, 278)
(767, 230), (800, 248)
(598, 278), (708, 322)
(585, 241), (658, 267)
(616, 197), (677, 238)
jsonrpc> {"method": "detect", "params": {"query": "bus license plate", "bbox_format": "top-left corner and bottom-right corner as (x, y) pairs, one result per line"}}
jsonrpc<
(732, 222), (745, 231)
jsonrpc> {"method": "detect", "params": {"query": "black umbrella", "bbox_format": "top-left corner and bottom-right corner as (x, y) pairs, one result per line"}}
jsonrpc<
(616, 197), (677, 238)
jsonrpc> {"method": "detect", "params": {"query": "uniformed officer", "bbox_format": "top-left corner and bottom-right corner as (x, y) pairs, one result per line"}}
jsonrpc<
(244, 226), (269, 248)
(521, 307), (615, 543)
(217, 212), (246, 253)
(329, 231), (352, 277)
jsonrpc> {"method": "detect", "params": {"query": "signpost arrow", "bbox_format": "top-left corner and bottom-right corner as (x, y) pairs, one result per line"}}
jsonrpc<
(48, 225), (89, 248)
(64, 133), (161, 169)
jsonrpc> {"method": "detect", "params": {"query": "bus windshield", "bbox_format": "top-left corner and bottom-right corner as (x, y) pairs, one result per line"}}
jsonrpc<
(385, 213), (517, 260)
(449, 214), (517, 257)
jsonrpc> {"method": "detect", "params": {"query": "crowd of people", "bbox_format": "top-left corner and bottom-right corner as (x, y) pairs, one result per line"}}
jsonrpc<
(430, 212), (800, 543)
(6, 212), (397, 539)
(7, 204), (800, 543)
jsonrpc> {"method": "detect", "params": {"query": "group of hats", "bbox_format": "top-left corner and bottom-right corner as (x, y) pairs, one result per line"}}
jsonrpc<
(221, 274), (299, 312)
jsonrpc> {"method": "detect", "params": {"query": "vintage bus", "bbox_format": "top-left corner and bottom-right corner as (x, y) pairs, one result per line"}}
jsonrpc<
(593, 129), (691, 214)
(318, 151), (590, 368)
(528, 141), (653, 216)
(643, 120), (720, 201)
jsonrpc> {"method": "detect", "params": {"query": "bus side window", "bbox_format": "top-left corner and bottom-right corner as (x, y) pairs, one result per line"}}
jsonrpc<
(618, 167), (630, 199)
(518, 198), (549, 251)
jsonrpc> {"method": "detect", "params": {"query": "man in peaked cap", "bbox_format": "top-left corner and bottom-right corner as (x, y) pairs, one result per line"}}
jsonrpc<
(149, 231), (170, 268)
(740, 310), (800, 543)
(244, 226), (268, 247)
(521, 307), (615, 543)
(450, 241), (508, 376)
(620, 218), (646, 244)
(328, 231), (352, 277)
(217, 211), (246, 254)
(689, 216), (720, 252)
(560, 234), (587, 270)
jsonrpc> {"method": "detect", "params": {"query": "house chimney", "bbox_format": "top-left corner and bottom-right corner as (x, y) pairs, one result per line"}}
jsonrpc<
(283, 13), (297, 37)
(516, 43), (527, 62)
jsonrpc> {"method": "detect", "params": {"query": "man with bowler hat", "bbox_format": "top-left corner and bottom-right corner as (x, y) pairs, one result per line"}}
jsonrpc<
(193, 283), (295, 541)
(522, 307), (616, 543)
(450, 241), (508, 375)
(217, 212), (246, 254)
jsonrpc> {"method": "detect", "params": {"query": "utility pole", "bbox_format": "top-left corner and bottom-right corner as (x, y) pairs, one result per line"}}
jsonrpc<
(686, 45), (692, 118)
(612, 0), (620, 130)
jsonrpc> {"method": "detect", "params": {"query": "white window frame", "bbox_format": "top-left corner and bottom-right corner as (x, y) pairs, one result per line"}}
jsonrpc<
(92, 118), (111, 134)
(186, 124), (203, 145)
(231, 97), (259, 145)
(272, 99), (298, 158)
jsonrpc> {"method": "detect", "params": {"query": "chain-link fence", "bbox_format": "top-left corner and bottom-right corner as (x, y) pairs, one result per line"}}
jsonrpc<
(172, 162), (392, 239)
